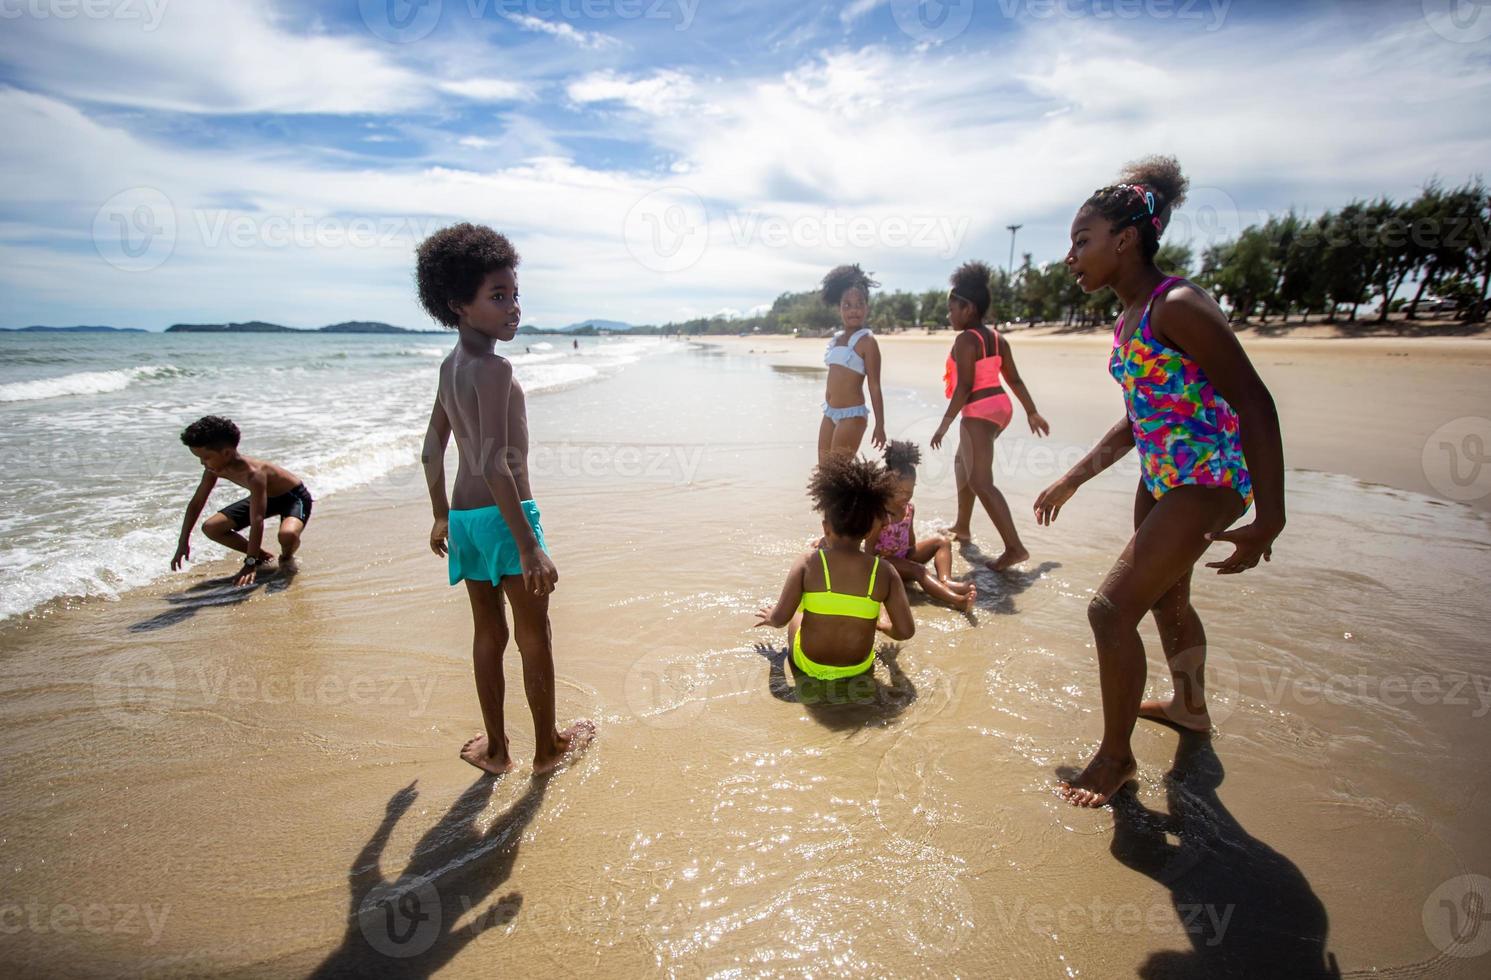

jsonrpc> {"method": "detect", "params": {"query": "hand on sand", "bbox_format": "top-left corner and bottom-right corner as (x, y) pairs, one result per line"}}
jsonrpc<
(1033, 478), (1077, 526)
(533, 720), (597, 777)
(1028, 411), (1051, 437)
(171, 542), (190, 571)
(1204, 519), (1281, 574)
(520, 547), (558, 597)
(429, 517), (448, 557)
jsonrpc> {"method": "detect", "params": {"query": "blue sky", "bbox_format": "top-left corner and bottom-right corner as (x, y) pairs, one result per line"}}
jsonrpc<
(1, 0), (1488, 330)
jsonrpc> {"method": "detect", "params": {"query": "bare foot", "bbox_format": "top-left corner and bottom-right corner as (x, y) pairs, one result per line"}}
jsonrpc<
(943, 578), (974, 596)
(459, 734), (515, 776)
(986, 546), (1029, 572)
(944, 525), (972, 544)
(533, 719), (596, 776)
(1139, 698), (1212, 733)
(1058, 753), (1137, 807)
(953, 585), (977, 613)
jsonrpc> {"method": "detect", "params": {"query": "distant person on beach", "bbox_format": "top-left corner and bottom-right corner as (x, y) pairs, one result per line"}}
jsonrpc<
(417, 222), (595, 777)
(172, 415), (312, 587)
(1035, 156), (1285, 807)
(755, 454), (915, 685)
(818, 264), (887, 462)
(876, 440), (977, 612)
(933, 261), (1050, 571)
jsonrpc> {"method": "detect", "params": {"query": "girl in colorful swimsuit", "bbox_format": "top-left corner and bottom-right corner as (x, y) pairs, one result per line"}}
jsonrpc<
(932, 261), (1050, 571)
(876, 441), (977, 612)
(818, 264), (887, 462)
(1035, 156), (1285, 808)
(755, 454), (915, 685)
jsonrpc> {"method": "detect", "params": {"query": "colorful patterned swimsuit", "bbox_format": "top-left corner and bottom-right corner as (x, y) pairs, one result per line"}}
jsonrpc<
(1110, 277), (1253, 506)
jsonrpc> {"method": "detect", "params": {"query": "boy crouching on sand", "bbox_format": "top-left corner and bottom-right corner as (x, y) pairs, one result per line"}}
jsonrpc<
(417, 222), (595, 777)
(173, 415), (312, 587)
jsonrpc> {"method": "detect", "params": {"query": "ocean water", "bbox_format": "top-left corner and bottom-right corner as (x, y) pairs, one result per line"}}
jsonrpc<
(0, 330), (659, 620)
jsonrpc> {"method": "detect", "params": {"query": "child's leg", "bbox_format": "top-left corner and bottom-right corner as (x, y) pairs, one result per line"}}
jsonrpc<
(960, 418), (1027, 570)
(816, 415), (836, 464)
(907, 536), (962, 587)
(202, 513), (273, 562)
(459, 580), (515, 775)
(500, 575), (595, 775)
(1060, 484), (1243, 808)
(1139, 569), (1213, 732)
(276, 516), (304, 562)
(948, 444), (975, 541)
(892, 554), (975, 611)
(828, 415), (868, 457)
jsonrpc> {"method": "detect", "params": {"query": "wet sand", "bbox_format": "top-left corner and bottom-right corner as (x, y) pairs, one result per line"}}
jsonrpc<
(2, 337), (1489, 977)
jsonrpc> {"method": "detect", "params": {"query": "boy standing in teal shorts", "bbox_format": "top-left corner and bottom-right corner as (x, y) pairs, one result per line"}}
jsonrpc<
(417, 223), (595, 776)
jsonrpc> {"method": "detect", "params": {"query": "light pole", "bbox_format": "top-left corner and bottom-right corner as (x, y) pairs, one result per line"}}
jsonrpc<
(1006, 223), (1022, 280)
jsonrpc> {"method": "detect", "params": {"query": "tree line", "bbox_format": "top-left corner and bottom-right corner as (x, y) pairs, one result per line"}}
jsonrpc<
(651, 179), (1489, 335)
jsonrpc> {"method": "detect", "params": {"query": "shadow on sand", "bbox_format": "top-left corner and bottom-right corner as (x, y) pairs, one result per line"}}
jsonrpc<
(310, 774), (548, 978)
(951, 544), (1060, 616)
(754, 640), (917, 731)
(1105, 731), (1340, 979)
(128, 562), (297, 633)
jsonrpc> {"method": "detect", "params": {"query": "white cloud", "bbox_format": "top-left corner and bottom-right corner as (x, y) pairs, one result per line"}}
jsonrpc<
(505, 13), (619, 50)
(566, 70), (699, 116)
(437, 79), (536, 102)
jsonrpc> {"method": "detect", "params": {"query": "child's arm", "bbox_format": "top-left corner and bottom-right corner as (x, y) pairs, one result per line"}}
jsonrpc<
(754, 555), (807, 628)
(1034, 417), (1135, 525)
(171, 470), (217, 570)
(861, 336), (887, 450)
(931, 333), (976, 450)
(999, 337), (1049, 436)
(234, 471), (269, 585)
(422, 395), (451, 557)
(474, 358), (557, 595)
(1153, 288), (1286, 573)
(878, 568), (915, 641)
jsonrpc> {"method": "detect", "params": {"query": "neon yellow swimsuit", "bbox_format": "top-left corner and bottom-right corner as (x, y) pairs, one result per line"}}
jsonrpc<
(793, 549), (882, 681)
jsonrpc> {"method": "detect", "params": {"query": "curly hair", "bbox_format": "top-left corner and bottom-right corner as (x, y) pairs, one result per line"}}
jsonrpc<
(180, 415), (240, 450)
(820, 264), (879, 307)
(882, 440), (922, 479)
(1082, 155), (1190, 260)
(415, 223), (521, 328)
(949, 260), (994, 318)
(807, 453), (899, 538)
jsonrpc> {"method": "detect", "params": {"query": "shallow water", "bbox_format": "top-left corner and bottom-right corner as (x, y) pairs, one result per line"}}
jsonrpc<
(1, 341), (1488, 977)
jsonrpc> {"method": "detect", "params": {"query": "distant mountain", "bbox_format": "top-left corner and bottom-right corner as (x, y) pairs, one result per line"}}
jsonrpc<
(4, 325), (147, 333)
(562, 319), (635, 333)
(165, 321), (441, 334)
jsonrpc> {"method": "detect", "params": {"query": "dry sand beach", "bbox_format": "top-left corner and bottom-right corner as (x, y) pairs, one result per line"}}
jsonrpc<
(2, 333), (1490, 977)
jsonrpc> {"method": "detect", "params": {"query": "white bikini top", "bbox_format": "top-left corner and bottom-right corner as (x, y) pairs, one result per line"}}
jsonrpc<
(824, 328), (872, 375)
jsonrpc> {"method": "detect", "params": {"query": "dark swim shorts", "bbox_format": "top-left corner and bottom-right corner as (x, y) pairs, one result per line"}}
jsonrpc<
(218, 483), (314, 530)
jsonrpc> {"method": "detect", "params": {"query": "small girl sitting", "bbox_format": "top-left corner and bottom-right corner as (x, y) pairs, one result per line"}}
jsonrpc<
(876, 441), (977, 612)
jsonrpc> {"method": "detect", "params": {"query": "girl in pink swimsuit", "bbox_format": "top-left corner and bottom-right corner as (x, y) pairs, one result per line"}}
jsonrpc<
(874, 441), (976, 612)
(1034, 155), (1285, 809)
(932, 261), (1050, 572)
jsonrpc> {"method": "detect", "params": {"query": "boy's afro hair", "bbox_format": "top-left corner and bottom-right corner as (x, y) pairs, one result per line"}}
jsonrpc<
(415, 223), (520, 328)
(820, 264), (879, 307)
(807, 452), (900, 539)
(180, 415), (240, 449)
(949, 260), (995, 318)
(882, 439), (922, 478)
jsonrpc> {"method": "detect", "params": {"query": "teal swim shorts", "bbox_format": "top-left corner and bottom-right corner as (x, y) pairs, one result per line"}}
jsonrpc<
(447, 500), (548, 586)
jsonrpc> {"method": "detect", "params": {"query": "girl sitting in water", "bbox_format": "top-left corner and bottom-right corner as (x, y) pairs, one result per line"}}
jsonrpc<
(932, 260), (1050, 571)
(876, 440), (977, 612)
(755, 454), (915, 684)
(1036, 156), (1285, 808)
(818, 264), (887, 462)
